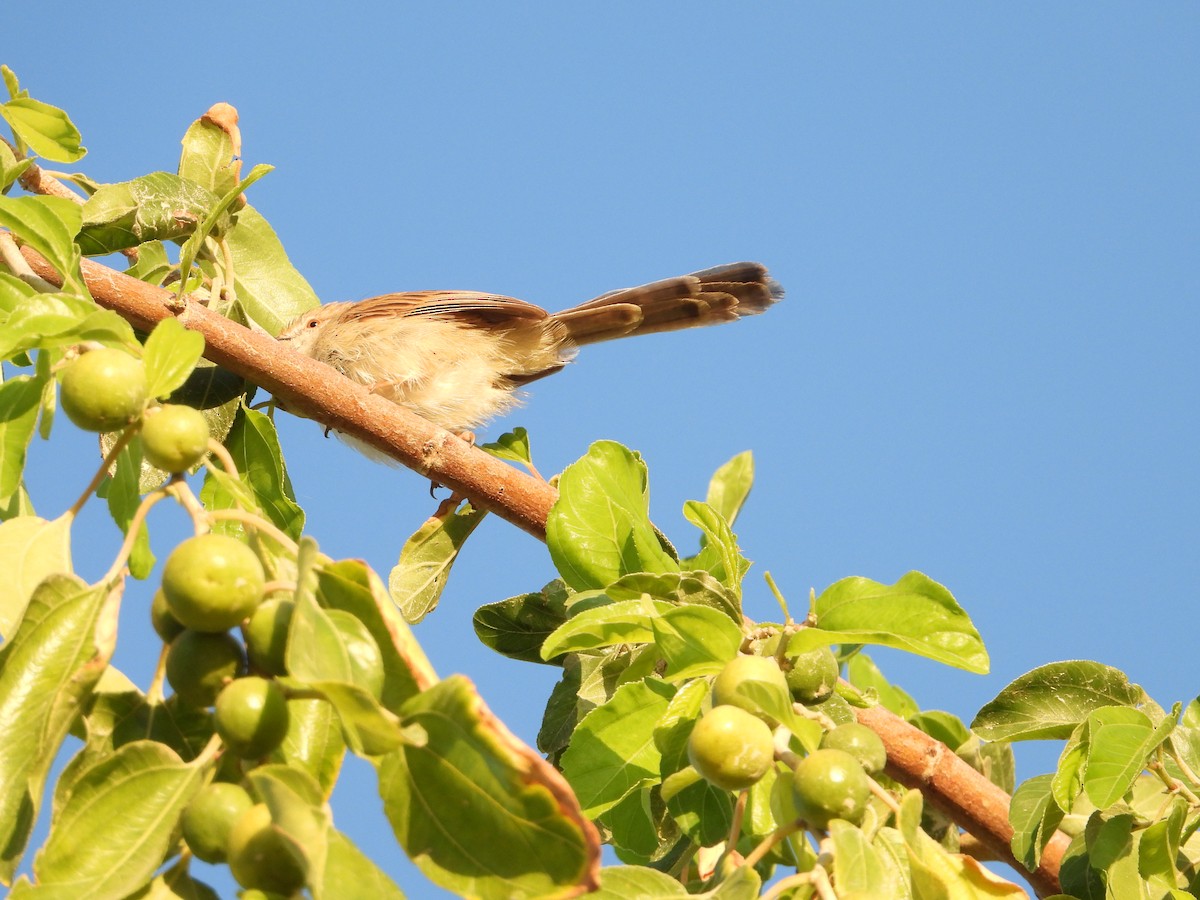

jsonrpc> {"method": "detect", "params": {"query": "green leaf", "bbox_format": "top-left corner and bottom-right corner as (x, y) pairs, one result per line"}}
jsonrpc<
(681, 501), (749, 592)
(123, 241), (172, 286)
(704, 450), (754, 528)
(811, 571), (989, 673)
(845, 652), (920, 718)
(201, 405), (304, 541)
(390, 498), (486, 623)
(0, 575), (118, 883)
(591, 865), (689, 898)
(0, 293), (139, 360)
(1052, 723), (1089, 812)
(177, 108), (242, 200)
(269, 698), (345, 798)
(473, 581), (571, 664)
(830, 819), (898, 896)
(604, 569), (742, 623)
(103, 437), (155, 580)
(1082, 706), (1170, 809)
(1, 66), (21, 100)
(547, 441), (678, 590)
(0, 269), (38, 313)
(480, 427), (533, 466)
(176, 164), (273, 297)
(560, 678), (674, 818)
(0, 97), (85, 163)
(378, 675), (600, 899)
(28, 741), (203, 896)
(973, 661), (1145, 741)
(0, 195), (83, 293)
(244, 764), (329, 892)
(541, 598), (674, 659)
(649, 605), (742, 680)
(142, 317), (205, 400)
(0, 140), (33, 193)
(282, 678), (408, 757)
(123, 856), (221, 900)
(319, 829), (407, 900)
(1009, 774), (1065, 871)
(1138, 795), (1187, 891)
(0, 370), (46, 502)
(0, 513), (71, 638)
(217, 204), (320, 336)
(77, 172), (227, 255)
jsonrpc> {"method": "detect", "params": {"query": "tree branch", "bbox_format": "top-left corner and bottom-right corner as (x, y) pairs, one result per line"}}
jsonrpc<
(18, 245), (1065, 896)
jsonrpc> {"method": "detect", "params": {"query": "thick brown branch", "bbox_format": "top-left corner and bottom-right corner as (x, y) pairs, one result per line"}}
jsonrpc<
(856, 704), (1068, 897)
(20, 247), (557, 538)
(18, 246), (1064, 896)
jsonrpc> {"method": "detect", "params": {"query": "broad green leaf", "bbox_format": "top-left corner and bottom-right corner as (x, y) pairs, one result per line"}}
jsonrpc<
(597, 786), (666, 861)
(909, 709), (971, 751)
(316, 560), (435, 712)
(123, 241), (171, 286)
(0, 195), (83, 293)
(244, 764), (329, 893)
(177, 107), (242, 200)
(0, 292), (139, 359)
(176, 164), (273, 297)
(1083, 706), (1170, 809)
(1052, 724), (1089, 812)
(560, 678), (674, 818)
(103, 437), (154, 579)
(830, 819), (898, 896)
(812, 571), (988, 673)
(0, 513), (71, 637)
(1139, 795), (1187, 891)
(704, 450), (753, 528)
(0, 97), (85, 163)
(0, 270), (38, 313)
(269, 698), (345, 798)
(1072, 812), (1146, 900)
(547, 441), (678, 590)
(289, 555), (356, 685)
(218, 204), (320, 336)
(28, 741), (202, 896)
(681, 501), (749, 592)
(0, 576), (119, 883)
(389, 498), (486, 623)
(973, 661), (1145, 741)
(591, 865), (688, 898)
(480, 427), (533, 466)
(0, 140), (33, 193)
(142, 317), (205, 400)
(844, 653), (919, 718)
(1009, 774), (1065, 871)
(0, 370), (45, 502)
(319, 829), (406, 900)
(473, 580), (571, 664)
(604, 569), (741, 623)
(378, 675), (600, 899)
(77, 172), (227, 256)
(201, 405), (304, 541)
(124, 857), (220, 900)
(1, 66), (19, 100)
(281, 678), (408, 758)
(541, 598), (674, 659)
(649, 604), (742, 680)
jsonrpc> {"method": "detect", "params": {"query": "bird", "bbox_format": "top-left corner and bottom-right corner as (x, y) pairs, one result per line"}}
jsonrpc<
(277, 261), (784, 435)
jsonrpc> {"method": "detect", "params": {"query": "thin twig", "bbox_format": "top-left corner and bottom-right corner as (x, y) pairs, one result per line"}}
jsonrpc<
(67, 427), (136, 517)
(0, 232), (58, 291)
(206, 507), (299, 554)
(100, 488), (169, 584)
(204, 437), (239, 479)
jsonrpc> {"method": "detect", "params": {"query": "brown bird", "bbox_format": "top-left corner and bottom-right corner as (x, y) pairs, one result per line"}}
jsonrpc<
(277, 262), (784, 434)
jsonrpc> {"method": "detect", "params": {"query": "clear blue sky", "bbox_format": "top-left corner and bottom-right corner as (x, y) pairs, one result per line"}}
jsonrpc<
(9, 4), (1199, 895)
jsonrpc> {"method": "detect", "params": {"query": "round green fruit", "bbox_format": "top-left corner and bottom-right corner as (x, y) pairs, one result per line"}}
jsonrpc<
(687, 704), (775, 792)
(166, 629), (247, 707)
(141, 404), (210, 472)
(215, 676), (290, 759)
(245, 597), (295, 676)
(228, 804), (307, 895)
(161, 533), (265, 632)
(59, 348), (147, 432)
(820, 722), (887, 775)
(326, 609), (385, 698)
(785, 646), (840, 705)
(711, 654), (789, 721)
(180, 781), (254, 863)
(150, 588), (184, 642)
(792, 748), (871, 828)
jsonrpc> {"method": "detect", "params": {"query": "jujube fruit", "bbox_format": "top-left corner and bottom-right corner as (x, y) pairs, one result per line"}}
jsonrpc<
(150, 588), (184, 642)
(785, 646), (840, 705)
(687, 704), (775, 791)
(161, 533), (265, 632)
(166, 629), (247, 707)
(215, 676), (290, 758)
(245, 597), (294, 676)
(227, 803), (307, 895)
(791, 747), (871, 828)
(711, 654), (789, 721)
(59, 348), (147, 432)
(181, 781), (254, 863)
(820, 722), (887, 775)
(141, 403), (210, 472)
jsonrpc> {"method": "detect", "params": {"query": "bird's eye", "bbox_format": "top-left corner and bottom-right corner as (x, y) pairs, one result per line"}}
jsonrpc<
(307, 319), (319, 328)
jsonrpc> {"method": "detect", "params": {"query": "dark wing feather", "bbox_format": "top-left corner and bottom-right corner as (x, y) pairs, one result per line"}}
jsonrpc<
(340, 291), (550, 328)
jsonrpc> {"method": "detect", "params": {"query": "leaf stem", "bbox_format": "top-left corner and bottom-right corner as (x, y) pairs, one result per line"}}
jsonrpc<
(726, 788), (748, 851)
(204, 437), (240, 480)
(100, 487), (169, 584)
(742, 819), (803, 869)
(207, 508), (299, 554)
(67, 426), (136, 517)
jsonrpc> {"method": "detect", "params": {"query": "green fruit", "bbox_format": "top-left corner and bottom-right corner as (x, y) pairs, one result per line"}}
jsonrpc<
(245, 598), (295, 676)
(181, 781), (254, 863)
(59, 348), (147, 432)
(791, 748), (871, 828)
(228, 803), (307, 895)
(141, 404), (210, 472)
(215, 676), (290, 758)
(711, 654), (790, 721)
(687, 705), (776, 792)
(162, 533), (265, 632)
(166, 629), (247, 707)
(326, 609), (386, 698)
(785, 646), (840, 705)
(150, 588), (184, 642)
(820, 722), (887, 775)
